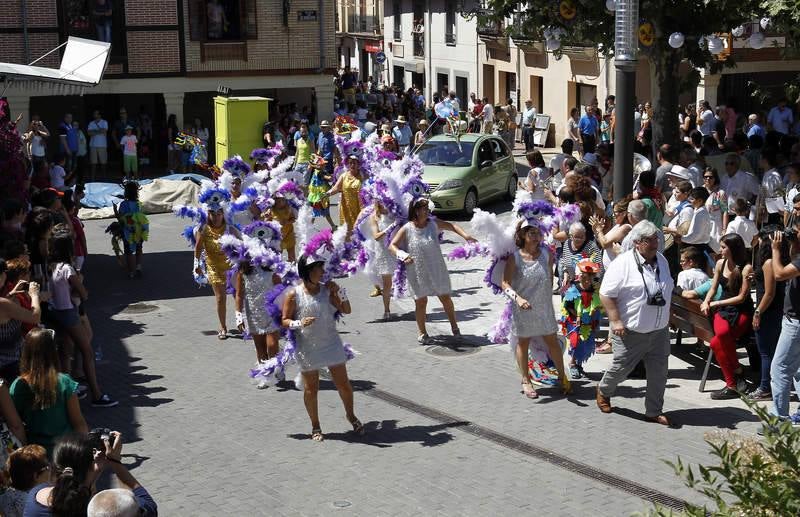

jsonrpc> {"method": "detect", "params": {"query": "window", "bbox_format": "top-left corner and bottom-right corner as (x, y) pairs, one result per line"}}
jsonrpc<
(445, 3), (456, 45)
(393, 0), (402, 41)
(477, 141), (494, 164)
(188, 0), (257, 42)
(60, 0), (126, 62)
(490, 138), (508, 158)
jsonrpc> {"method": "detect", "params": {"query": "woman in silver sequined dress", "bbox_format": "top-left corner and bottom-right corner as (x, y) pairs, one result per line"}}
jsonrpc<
(236, 263), (281, 367)
(282, 256), (363, 442)
(368, 201), (398, 320)
(501, 222), (570, 399)
(389, 198), (476, 344)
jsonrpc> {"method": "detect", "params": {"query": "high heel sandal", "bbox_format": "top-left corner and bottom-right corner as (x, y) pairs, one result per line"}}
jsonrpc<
(311, 428), (324, 441)
(560, 375), (572, 395)
(349, 417), (365, 435)
(520, 381), (539, 399)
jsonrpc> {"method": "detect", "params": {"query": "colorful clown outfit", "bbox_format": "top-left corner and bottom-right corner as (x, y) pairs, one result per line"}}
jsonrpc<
(117, 198), (150, 251)
(560, 281), (603, 367)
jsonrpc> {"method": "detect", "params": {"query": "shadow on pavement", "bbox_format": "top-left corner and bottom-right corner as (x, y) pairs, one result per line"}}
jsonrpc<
(286, 419), (467, 448)
(659, 407), (759, 429)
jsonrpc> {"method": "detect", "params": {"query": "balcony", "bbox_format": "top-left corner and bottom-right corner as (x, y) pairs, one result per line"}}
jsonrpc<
(413, 31), (425, 58)
(477, 19), (503, 38)
(347, 14), (382, 35)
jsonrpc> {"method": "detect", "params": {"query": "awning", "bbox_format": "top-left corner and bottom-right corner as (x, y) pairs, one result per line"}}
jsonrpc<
(0, 37), (110, 95)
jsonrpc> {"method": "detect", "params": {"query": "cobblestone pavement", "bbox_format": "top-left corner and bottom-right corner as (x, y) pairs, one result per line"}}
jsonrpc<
(78, 197), (764, 516)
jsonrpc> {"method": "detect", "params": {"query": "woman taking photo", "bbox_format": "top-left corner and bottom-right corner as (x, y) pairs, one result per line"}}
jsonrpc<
(502, 221), (571, 398)
(10, 328), (88, 454)
(324, 155), (364, 235)
(701, 234), (753, 400)
(194, 206), (240, 340)
(282, 256), (362, 442)
(590, 198), (632, 268)
(0, 258), (42, 383)
(389, 198), (476, 344)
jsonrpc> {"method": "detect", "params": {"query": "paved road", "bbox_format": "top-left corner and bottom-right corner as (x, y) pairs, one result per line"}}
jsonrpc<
(77, 195), (764, 516)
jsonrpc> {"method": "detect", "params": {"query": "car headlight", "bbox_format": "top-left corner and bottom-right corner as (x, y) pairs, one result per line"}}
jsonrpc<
(437, 179), (463, 191)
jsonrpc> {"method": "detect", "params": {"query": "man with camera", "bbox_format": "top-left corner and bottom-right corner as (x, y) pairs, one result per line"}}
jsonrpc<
(769, 216), (800, 425)
(596, 220), (675, 426)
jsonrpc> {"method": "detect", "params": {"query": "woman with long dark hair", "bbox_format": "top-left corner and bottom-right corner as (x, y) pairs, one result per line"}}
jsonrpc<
(24, 433), (95, 515)
(701, 234), (753, 399)
(9, 328), (88, 453)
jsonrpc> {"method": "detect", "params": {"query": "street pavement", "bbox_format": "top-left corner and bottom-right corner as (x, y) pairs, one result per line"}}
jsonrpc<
(77, 181), (766, 516)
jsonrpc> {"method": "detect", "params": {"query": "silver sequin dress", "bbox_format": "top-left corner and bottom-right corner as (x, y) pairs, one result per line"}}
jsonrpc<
(403, 220), (451, 299)
(293, 285), (347, 371)
(242, 268), (279, 335)
(510, 248), (558, 338)
(371, 214), (396, 277)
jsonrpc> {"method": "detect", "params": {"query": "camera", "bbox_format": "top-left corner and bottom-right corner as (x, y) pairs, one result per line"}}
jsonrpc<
(783, 228), (798, 242)
(88, 427), (112, 451)
(647, 291), (666, 306)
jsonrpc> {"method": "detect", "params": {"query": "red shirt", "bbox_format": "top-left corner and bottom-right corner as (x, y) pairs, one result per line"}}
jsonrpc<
(71, 215), (86, 257)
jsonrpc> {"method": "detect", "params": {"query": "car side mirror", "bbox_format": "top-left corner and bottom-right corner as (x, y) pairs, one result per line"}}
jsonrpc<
(480, 160), (493, 169)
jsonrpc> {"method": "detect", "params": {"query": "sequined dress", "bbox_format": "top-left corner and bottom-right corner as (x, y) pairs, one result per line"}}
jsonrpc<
(404, 219), (451, 299)
(339, 173), (363, 230)
(293, 285), (347, 371)
(200, 224), (230, 285)
(242, 268), (278, 335)
(371, 214), (396, 276)
(510, 248), (558, 338)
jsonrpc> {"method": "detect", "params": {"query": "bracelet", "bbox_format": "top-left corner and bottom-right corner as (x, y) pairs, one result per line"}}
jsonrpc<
(338, 288), (348, 302)
(504, 287), (518, 301)
(288, 320), (303, 329)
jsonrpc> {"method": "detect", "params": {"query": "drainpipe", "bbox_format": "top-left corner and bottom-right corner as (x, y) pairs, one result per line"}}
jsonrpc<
(317, 0), (325, 72)
(426, 0), (432, 103)
(21, 0), (31, 63)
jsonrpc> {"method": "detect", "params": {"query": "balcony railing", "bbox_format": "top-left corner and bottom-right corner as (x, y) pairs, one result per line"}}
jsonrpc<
(445, 31), (456, 45)
(510, 13), (537, 43)
(477, 18), (503, 38)
(347, 14), (382, 35)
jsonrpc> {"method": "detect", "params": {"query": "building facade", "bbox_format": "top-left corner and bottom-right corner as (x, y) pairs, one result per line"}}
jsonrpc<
(1, 0), (336, 166)
(336, 0), (384, 83)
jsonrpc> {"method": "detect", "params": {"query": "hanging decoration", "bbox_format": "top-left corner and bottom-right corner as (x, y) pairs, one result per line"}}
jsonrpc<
(668, 32), (684, 49)
(749, 31), (766, 49)
(759, 17), (771, 30)
(638, 21), (655, 47)
(706, 35), (724, 54)
(605, 0), (615, 12)
(558, 0), (577, 23)
(731, 25), (745, 38)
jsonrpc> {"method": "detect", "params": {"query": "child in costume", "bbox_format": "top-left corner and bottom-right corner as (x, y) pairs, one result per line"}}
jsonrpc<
(560, 259), (603, 379)
(305, 154), (337, 230)
(113, 181), (149, 279)
(265, 181), (303, 262)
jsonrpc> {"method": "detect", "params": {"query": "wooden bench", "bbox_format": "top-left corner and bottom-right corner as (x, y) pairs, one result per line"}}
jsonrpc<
(669, 297), (716, 392)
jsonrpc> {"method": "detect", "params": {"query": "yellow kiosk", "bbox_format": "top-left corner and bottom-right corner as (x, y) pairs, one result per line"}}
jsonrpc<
(214, 96), (271, 167)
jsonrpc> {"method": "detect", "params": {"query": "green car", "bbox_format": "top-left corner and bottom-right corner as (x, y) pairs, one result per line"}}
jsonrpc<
(415, 133), (518, 215)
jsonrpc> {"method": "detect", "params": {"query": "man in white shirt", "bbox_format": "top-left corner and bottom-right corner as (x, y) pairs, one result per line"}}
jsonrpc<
(697, 100), (715, 136)
(767, 98), (794, 135)
(679, 187), (712, 249)
(520, 99), (537, 151)
(392, 116), (413, 154)
(760, 150), (785, 224)
(719, 153), (759, 228)
(596, 220), (674, 426)
(87, 109), (109, 180)
(480, 97), (494, 134)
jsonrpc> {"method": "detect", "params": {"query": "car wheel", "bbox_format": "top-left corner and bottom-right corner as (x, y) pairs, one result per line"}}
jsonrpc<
(505, 174), (518, 201)
(463, 189), (478, 216)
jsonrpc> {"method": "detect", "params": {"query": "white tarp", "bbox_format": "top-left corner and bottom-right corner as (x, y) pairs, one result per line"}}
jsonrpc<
(79, 178), (201, 220)
(0, 37), (110, 88)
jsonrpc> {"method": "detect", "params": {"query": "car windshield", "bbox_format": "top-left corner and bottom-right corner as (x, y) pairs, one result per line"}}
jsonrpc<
(415, 140), (475, 166)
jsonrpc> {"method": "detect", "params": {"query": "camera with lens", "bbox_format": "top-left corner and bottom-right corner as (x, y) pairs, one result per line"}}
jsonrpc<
(88, 427), (112, 451)
(647, 291), (666, 306)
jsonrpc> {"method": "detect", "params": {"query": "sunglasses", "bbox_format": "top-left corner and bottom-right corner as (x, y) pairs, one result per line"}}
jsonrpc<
(703, 176), (714, 179)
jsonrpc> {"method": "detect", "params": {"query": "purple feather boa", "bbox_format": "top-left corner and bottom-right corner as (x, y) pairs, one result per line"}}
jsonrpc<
(392, 260), (407, 298)
(447, 241), (490, 261)
(264, 283), (290, 329)
(487, 300), (513, 344)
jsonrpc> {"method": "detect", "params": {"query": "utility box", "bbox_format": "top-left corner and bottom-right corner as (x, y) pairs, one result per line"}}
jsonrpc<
(214, 96), (271, 167)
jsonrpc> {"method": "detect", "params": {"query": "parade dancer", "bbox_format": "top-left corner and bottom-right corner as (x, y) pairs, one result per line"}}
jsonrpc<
(264, 180), (304, 263)
(366, 200), (398, 319)
(305, 154), (337, 230)
(389, 198), (476, 344)
(560, 260), (604, 379)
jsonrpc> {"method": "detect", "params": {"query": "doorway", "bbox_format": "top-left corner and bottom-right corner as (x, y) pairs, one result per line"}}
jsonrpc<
(437, 73), (449, 98)
(529, 75), (543, 113)
(393, 65), (406, 90)
(482, 64), (495, 103)
(455, 76), (468, 113)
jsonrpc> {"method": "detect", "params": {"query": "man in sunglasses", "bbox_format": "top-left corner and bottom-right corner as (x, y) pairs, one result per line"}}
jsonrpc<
(719, 153), (758, 231)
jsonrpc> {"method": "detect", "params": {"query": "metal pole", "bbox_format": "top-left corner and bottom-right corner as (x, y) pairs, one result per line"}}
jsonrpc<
(612, 0), (638, 202)
(613, 63), (635, 201)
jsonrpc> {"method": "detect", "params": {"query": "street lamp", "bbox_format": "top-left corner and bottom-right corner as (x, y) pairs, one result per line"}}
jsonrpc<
(612, 0), (638, 202)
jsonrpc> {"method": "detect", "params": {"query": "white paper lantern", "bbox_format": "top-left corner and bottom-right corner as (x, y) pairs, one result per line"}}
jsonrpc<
(750, 32), (766, 49)
(760, 17), (771, 30)
(707, 35), (723, 54)
(546, 38), (561, 52)
(606, 0), (616, 11)
(731, 25), (744, 38)
(668, 32), (684, 48)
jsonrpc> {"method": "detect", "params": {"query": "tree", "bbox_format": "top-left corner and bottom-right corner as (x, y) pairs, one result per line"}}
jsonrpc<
(478, 0), (798, 149)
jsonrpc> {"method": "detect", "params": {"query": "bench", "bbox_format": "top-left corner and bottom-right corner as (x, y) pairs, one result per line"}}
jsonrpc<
(669, 297), (716, 392)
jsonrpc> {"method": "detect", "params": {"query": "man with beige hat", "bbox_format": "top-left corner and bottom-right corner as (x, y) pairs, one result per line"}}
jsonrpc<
(392, 116), (413, 154)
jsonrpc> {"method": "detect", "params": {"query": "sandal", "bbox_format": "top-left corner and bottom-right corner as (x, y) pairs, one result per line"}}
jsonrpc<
(451, 326), (461, 337)
(595, 341), (612, 354)
(559, 375), (573, 395)
(349, 417), (365, 435)
(520, 381), (539, 399)
(217, 329), (228, 340)
(311, 428), (324, 441)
